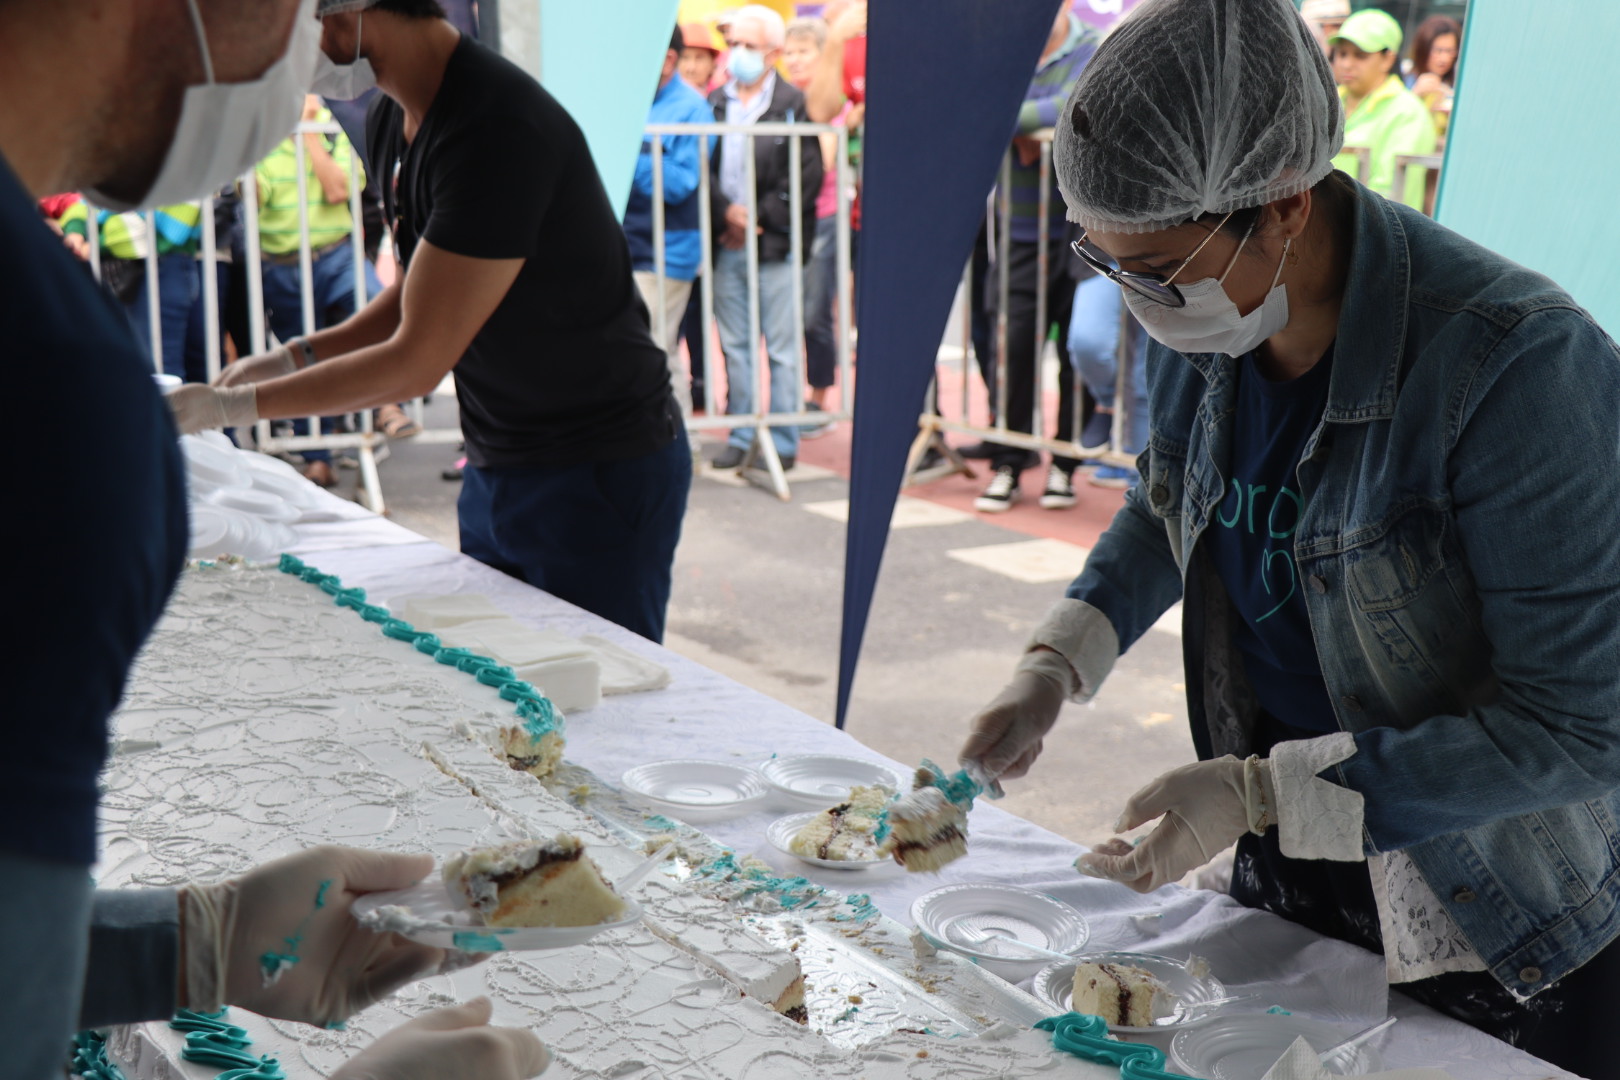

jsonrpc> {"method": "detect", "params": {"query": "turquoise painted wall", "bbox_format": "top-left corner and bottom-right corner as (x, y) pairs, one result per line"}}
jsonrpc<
(527, 0), (683, 215)
(1436, 2), (1620, 335)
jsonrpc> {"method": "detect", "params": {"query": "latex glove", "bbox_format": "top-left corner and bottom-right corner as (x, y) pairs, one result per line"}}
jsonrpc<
(216, 344), (297, 388)
(958, 648), (1073, 782)
(1076, 755), (1274, 893)
(167, 383), (258, 435)
(330, 998), (550, 1080)
(180, 846), (449, 1027)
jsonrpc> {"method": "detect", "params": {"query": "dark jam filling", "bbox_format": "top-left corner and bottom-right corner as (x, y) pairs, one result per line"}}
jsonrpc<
(817, 803), (852, 860)
(1099, 963), (1132, 1024)
(506, 754), (544, 771)
(892, 825), (965, 865)
(782, 1004), (809, 1024)
(484, 845), (582, 889)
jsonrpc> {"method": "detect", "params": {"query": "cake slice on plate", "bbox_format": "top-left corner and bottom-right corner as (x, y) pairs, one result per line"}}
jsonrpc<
(789, 784), (896, 861)
(443, 836), (625, 927)
(1069, 961), (1167, 1027)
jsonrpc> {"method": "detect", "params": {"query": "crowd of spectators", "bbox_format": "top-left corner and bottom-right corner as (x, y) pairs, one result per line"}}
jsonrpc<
(36, 1), (1467, 504)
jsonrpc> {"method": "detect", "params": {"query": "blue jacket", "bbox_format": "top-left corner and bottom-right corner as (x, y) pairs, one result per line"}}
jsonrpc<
(623, 76), (714, 282)
(1073, 178), (1620, 997)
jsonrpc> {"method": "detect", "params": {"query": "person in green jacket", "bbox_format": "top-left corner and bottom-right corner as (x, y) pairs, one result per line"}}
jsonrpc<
(1328, 9), (1436, 210)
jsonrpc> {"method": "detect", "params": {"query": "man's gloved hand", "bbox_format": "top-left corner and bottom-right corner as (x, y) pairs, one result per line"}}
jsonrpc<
(180, 846), (450, 1027)
(958, 648), (1074, 782)
(1075, 755), (1274, 893)
(330, 998), (550, 1080)
(166, 383), (258, 435)
(216, 344), (298, 388)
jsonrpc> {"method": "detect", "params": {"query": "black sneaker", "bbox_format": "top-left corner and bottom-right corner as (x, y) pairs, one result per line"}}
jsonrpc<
(1039, 464), (1077, 510)
(712, 445), (746, 470)
(780, 455), (796, 471)
(959, 440), (1000, 460)
(974, 465), (1022, 512)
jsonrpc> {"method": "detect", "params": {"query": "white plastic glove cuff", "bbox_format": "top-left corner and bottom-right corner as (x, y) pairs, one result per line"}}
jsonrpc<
(1271, 732), (1365, 861)
(1013, 644), (1079, 699)
(179, 881), (239, 1013)
(1025, 598), (1118, 703)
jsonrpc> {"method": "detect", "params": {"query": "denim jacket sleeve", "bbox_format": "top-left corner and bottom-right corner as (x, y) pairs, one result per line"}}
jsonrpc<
(1339, 307), (1620, 852)
(80, 888), (179, 1028)
(1065, 477), (1186, 654)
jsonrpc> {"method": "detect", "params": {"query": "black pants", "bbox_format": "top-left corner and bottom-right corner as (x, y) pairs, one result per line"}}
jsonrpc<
(981, 237), (1090, 472)
(1234, 711), (1620, 1077)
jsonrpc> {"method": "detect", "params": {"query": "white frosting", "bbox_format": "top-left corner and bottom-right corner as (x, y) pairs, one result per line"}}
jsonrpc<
(102, 566), (1107, 1080)
(395, 593), (511, 628)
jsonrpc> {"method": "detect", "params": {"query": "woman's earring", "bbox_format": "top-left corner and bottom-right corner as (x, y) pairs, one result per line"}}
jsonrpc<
(1285, 238), (1300, 266)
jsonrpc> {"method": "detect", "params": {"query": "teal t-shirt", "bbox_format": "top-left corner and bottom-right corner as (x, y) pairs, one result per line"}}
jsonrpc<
(1202, 348), (1337, 732)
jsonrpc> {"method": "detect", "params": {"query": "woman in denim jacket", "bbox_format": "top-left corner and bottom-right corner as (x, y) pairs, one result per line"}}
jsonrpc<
(957, 0), (1620, 1071)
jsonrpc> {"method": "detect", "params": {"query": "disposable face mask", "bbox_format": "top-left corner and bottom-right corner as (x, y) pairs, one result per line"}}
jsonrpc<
(1124, 236), (1292, 358)
(87, 0), (321, 212)
(311, 12), (377, 100)
(729, 46), (767, 86)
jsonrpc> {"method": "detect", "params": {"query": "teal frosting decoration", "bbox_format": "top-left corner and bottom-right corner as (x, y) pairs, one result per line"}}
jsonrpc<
(257, 879), (332, 983)
(916, 757), (985, 807)
(70, 1031), (128, 1080)
(1036, 1013), (1206, 1080)
(274, 555), (565, 745)
(452, 930), (508, 952)
(695, 851), (825, 911)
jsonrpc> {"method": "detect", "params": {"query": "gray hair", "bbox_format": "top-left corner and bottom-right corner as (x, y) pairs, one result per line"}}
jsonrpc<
(785, 16), (828, 50)
(730, 4), (786, 48)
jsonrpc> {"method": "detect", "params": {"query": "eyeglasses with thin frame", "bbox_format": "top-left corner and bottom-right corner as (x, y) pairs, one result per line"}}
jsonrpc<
(1070, 210), (1252, 308)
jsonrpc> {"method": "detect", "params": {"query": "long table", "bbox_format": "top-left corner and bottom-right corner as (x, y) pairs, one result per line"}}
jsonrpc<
(287, 496), (1572, 1080)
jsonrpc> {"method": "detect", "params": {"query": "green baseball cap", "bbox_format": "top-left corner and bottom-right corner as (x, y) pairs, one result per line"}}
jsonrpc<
(1329, 8), (1403, 53)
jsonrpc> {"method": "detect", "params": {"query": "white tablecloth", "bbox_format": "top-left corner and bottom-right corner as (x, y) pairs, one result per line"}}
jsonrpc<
(290, 514), (1575, 1080)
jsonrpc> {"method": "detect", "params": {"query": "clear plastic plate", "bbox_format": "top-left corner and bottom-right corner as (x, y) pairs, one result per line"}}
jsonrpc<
(1171, 1013), (1384, 1077)
(620, 759), (768, 822)
(911, 883), (1090, 981)
(1032, 951), (1229, 1033)
(759, 754), (907, 810)
(766, 811), (889, 870)
(351, 880), (644, 952)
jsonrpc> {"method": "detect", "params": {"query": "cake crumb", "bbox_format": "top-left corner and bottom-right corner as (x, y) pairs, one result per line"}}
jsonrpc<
(570, 784), (592, 802)
(847, 994), (863, 1005)
(916, 1050), (929, 1059)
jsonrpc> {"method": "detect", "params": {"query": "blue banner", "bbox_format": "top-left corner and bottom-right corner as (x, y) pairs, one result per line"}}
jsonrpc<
(836, 0), (1066, 727)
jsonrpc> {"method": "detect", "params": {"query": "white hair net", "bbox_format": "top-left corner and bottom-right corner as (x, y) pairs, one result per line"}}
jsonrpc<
(1054, 0), (1344, 235)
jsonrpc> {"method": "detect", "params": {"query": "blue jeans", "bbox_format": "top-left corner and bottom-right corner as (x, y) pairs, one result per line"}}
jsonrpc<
(262, 242), (383, 462)
(458, 437), (691, 643)
(714, 247), (801, 457)
(123, 253), (199, 381)
(0, 851), (91, 1080)
(1066, 275), (1150, 456)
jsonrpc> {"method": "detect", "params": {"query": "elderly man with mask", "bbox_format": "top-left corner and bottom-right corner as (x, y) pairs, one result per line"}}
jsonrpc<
(706, 4), (822, 473)
(173, 0), (690, 645)
(0, 1), (546, 1077)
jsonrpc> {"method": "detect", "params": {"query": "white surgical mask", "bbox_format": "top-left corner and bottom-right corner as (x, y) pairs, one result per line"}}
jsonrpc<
(87, 0), (321, 211)
(1124, 236), (1293, 358)
(311, 12), (378, 100)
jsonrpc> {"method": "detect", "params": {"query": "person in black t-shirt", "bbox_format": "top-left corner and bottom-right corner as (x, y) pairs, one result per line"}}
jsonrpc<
(172, 0), (691, 643)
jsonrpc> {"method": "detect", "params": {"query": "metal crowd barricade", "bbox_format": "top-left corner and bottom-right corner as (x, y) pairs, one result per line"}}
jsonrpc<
(1393, 152), (1446, 214)
(87, 120), (410, 513)
(910, 130), (1139, 484)
(247, 119), (390, 512)
(644, 119), (852, 501)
